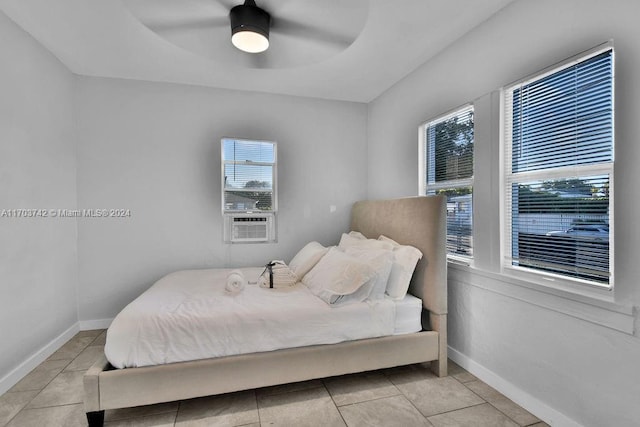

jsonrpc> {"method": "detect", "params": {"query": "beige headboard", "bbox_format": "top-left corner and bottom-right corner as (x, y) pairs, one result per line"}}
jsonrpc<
(350, 196), (447, 315)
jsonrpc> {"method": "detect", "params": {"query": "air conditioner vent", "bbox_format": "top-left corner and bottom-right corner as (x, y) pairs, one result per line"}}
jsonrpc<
(234, 217), (267, 222)
(224, 213), (275, 243)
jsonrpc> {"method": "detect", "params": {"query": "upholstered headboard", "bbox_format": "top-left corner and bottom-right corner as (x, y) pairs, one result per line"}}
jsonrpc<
(350, 196), (447, 316)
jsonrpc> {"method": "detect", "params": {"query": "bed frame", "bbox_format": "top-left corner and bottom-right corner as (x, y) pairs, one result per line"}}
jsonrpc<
(83, 195), (447, 426)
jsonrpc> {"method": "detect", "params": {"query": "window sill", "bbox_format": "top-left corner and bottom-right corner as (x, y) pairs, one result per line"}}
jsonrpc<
(446, 255), (472, 267)
(447, 262), (635, 335)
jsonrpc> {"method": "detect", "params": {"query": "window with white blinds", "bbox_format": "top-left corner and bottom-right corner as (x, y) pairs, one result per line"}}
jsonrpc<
(420, 105), (474, 258)
(503, 45), (614, 287)
(221, 138), (277, 213)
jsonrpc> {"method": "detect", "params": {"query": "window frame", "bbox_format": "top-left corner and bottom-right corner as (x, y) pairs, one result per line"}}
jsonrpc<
(419, 104), (475, 261)
(500, 43), (615, 292)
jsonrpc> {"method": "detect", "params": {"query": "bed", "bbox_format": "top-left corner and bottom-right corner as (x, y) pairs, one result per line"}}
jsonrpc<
(83, 195), (447, 426)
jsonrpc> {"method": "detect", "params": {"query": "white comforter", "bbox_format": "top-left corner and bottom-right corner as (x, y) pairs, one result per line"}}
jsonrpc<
(105, 268), (396, 368)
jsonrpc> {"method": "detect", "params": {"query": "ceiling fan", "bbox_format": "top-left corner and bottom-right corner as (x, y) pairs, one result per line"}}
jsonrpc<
(123, 0), (369, 69)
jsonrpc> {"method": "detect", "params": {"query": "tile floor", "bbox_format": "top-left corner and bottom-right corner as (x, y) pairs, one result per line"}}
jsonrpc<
(0, 330), (550, 427)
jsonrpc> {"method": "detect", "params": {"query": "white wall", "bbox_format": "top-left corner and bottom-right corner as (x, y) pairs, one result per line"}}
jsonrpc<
(75, 77), (368, 321)
(367, 0), (640, 426)
(0, 12), (77, 384)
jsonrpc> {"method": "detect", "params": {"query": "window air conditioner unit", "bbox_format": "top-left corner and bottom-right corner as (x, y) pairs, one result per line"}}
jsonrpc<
(224, 213), (275, 243)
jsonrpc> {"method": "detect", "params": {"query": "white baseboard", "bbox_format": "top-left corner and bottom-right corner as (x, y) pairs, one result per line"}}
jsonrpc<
(448, 346), (582, 427)
(79, 318), (113, 331)
(0, 323), (79, 395)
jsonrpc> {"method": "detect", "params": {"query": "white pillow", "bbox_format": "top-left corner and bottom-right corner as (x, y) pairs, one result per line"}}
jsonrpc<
(347, 230), (367, 240)
(302, 247), (376, 307)
(343, 247), (394, 300)
(378, 235), (423, 300)
(338, 233), (394, 251)
(289, 242), (329, 279)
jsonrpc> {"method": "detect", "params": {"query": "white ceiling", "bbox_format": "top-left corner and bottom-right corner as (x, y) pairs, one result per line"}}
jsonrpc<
(0, 0), (515, 103)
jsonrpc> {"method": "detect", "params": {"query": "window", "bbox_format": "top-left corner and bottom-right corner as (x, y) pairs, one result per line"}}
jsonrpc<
(420, 105), (474, 258)
(503, 45), (614, 288)
(221, 138), (277, 243)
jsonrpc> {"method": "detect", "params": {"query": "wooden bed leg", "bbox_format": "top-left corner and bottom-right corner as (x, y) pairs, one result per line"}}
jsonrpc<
(86, 410), (104, 427)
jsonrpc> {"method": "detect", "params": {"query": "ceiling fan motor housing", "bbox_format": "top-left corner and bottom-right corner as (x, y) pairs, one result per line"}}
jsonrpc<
(230, 0), (271, 41)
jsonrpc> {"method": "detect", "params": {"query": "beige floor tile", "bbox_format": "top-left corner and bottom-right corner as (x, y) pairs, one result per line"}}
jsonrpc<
(8, 359), (70, 392)
(449, 372), (538, 425)
(47, 336), (95, 361)
(528, 422), (551, 427)
(91, 330), (107, 346)
(64, 345), (105, 372)
(428, 402), (519, 427)
(465, 380), (506, 402)
(324, 372), (400, 406)
(389, 373), (484, 417)
(384, 364), (438, 384)
(255, 379), (324, 398)
(75, 330), (104, 339)
(6, 403), (86, 427)
(339, 394), (432, 427)
(447, 362), (477, 383)
(0, 390), (39, 426)
(452, 370), (478, 383)
(258, 386), (345, 427)
(104, 412), (176, 427)
(447, 360), (465, 375)
(105, 402), (179, 422)
(27, 371), (85, 408)
(491, 397), (540, 426)
(175, 391), (258, 427)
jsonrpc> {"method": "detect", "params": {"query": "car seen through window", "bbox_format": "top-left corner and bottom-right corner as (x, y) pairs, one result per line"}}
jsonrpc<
(546, 223), (609, 241)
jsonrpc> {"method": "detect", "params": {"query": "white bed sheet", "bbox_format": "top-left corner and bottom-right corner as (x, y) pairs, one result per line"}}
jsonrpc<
(393, 293), (423, 335)
(105, 268), (398, 369)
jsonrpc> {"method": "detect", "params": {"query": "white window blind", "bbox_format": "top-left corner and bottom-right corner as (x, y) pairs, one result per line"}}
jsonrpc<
(421, 105), (474, 257)
(503, 46), (613, 287)
(221, 138), (277, 213)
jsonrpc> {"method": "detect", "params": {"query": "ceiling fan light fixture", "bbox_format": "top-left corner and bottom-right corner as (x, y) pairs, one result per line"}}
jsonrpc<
(231, 30), (269, 53)
(230, 0), (271, 53)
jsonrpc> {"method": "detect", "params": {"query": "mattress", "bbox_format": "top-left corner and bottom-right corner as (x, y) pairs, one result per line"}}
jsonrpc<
(394, 293), (423, 335)
(106, 267), (424, 369)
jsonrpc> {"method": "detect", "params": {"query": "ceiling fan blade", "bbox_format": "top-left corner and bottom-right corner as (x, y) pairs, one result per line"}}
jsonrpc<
(125, 0), (231, 34)
(257, 0), (292, 17)
(126, 0), (229, 17)
(212, 0), (237, 10)
(271, 17), (353, 48)
(246, 52), (268, 69)
(146, 16), (228, 33)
